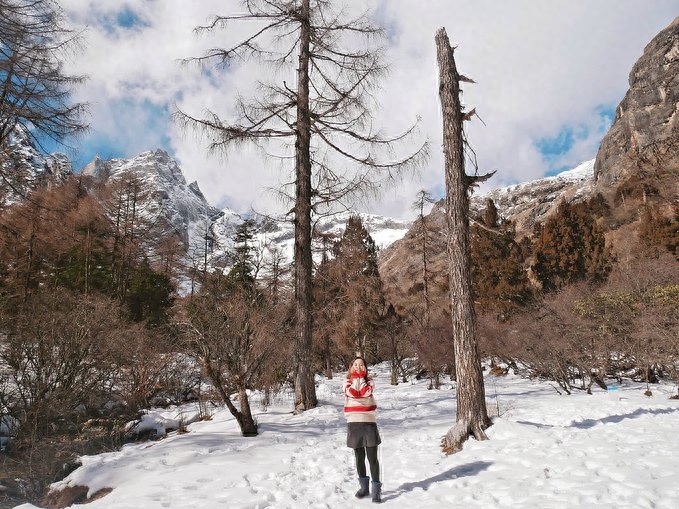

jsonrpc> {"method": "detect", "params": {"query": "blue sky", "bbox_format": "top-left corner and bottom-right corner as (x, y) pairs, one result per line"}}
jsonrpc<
(56, 0), (679, 219)
(537, 106), (616, 177)
(112, 7), (148, 29)
(43, 99), (174, 168)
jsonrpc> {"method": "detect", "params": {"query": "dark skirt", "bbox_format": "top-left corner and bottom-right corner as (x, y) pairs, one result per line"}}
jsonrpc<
(347, 422), (382, 448)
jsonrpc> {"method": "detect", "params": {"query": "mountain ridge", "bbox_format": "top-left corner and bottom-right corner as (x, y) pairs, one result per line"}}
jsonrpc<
(0, 129), (606, 277)
(3, 12), (678, 297)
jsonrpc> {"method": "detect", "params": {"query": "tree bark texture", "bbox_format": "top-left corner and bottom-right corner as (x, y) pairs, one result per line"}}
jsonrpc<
(435, 27), (490, 452)
(238, 388), (258, 437)
(293, 0), (318, 412)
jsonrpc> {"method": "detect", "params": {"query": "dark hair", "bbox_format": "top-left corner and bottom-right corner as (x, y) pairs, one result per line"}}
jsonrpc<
(346, 356), (370, 381)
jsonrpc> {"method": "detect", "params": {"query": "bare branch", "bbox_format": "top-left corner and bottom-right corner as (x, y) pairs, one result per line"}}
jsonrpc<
(462, 107), (476, 122)
(177, 0), (429, 413)
(0, 0), (89, 151)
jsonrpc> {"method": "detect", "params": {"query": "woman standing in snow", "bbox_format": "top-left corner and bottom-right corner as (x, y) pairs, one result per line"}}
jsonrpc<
(344, 356), (382, 503)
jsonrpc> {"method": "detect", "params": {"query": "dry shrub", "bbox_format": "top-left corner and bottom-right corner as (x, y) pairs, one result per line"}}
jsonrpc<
(480, 253), (679, 392)
(175, 281), (291, 436)
(410, 317), (454, 389)
(0, 290), (128, 439)
(42, 485), (113, 509)
(0, 288), (193, 507)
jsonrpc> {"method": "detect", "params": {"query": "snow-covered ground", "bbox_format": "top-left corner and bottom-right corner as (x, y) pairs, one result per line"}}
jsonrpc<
(15, 363), (679, 509)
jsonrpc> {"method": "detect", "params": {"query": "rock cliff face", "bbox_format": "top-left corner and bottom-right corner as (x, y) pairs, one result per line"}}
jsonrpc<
(381, 17), (679, 311)
(82, 149), (221, 247)
(594, 16), (679, 194)
(378, 161), (596, 310)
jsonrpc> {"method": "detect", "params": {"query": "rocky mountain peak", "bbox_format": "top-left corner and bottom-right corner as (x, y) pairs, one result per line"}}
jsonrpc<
(0, 126), (72, 205)
(594, 16), (679, 192)
(381, 17), (679, 312)
(81, 150), (220, 248)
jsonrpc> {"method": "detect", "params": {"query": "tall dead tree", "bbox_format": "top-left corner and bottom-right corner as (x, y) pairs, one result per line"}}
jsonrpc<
(177, 0), (427, 412)
(435, 27), (494, 452)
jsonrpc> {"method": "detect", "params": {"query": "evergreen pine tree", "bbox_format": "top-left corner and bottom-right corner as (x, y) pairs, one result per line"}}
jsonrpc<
(532, 199), (612, 291)
(471, 199), (532, 318)
(313, 216), (385, 363)
(126, 257), (174, 326)
(228, 219), (257, 288)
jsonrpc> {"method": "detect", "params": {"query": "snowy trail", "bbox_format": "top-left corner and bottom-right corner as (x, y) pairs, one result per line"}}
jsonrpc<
(16, 366), (679, 508)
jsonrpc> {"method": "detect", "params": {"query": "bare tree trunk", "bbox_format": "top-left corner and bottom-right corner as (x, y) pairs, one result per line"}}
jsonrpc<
(436, 27), (491, 453)
(84, 227), (91, 295)
(414, 192), (433, 327)
(293, 0), (318, 412)
(421, 224), (430, 326)
(238, 388), (258, 437)
(177, 0), (426, 414)
(325, 340), (333, 379)
(23, 228), (35, 302)
(202, 359), (258, 437)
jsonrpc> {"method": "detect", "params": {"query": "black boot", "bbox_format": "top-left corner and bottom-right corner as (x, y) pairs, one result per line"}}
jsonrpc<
(355, 476), (370, 498)
(371, 481), (382, 503)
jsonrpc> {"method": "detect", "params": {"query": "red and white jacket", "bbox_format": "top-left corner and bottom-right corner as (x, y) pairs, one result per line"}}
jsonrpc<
(344, 374), (377, 423)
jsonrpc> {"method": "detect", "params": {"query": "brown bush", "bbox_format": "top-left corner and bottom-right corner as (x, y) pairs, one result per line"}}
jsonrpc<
(479, 254), (679, 392)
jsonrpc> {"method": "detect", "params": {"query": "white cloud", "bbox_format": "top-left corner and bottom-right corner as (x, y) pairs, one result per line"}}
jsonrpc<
(59, 0), (679, 220)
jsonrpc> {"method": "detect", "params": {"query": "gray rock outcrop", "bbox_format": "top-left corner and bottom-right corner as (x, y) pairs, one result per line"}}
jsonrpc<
(594, 16), (679, 191)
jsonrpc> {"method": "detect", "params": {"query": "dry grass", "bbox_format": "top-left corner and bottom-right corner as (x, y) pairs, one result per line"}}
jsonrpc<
(42, 486), (113, 509)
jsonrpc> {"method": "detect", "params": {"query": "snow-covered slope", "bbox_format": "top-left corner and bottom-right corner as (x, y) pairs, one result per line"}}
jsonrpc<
(470, 159), (596, 235)
(76, 149), (411, 279)
(27, 362), (679, 509)
(206, 209), (412, 273)
(4, 133), (597, 282)
(0, 126), (72, 206)
(3, 134), (411, 282)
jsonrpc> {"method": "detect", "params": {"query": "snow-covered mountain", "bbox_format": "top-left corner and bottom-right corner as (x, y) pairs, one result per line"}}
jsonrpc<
(0, 126), (72, 206)
(74, 149), (412, 279)
(470, 158), (596, 236)
(2, 130), (597, 282)
(81, 149), (222, 248)
(1, 133), (412, 282)
(207, 207), (412, 273)
(379, 158), (599, 310)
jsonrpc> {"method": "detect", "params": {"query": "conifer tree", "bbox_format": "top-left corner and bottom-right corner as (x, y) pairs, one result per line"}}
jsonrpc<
(228, 219), (258, 287)
(412, 190), (438, 326)
(532, 199), (612, 291)
(313, 216), (384, 363)
(0, 0), (88, 166)
(312, 229), (341, 377)
(177, 220), (281, 437)
(638, 204), (679, 259)
(471, 199), (532, 319)
(126, 258), (174, 326)
(379, 303), (410, 385)
(51, 179), (114, 295)
(98, 171), (164, 302)
(333, 216), (384, 358)
(0, 175), (111, 299)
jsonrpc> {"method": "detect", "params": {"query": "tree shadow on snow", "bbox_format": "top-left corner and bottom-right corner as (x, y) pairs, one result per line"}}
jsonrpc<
(382, 461), (492, 502)
(517, 407), (679, 430)
(515, 420), (556, 429)
(570, 406), (679, 429)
